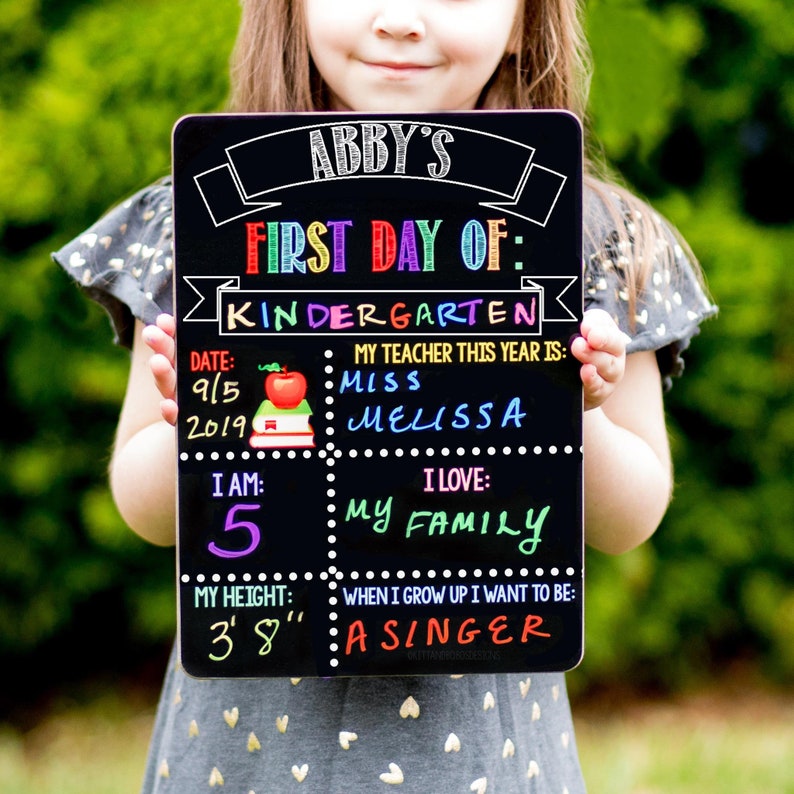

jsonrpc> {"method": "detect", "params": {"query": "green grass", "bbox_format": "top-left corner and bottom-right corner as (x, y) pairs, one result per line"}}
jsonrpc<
(0, 691), (153, 794)
(576, 688), (794, 794)
(0, 686), (792, 793)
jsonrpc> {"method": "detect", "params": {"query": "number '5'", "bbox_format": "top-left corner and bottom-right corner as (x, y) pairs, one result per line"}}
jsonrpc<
(208, 504), (261, 558)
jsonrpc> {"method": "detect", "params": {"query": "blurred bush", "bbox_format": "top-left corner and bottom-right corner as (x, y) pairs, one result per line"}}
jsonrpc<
(0, 0), (239, 684)
(582, 0), (794, 689)
(0, 0), (791, 693)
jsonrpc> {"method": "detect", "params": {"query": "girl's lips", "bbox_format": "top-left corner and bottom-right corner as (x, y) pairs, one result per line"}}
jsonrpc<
(363, 60), (435, 77)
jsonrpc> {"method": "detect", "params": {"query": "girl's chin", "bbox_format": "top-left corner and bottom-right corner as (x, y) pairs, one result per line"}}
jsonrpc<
(330, 95), (471, 114)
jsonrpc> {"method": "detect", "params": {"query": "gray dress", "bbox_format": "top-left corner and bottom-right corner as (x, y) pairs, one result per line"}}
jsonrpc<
(53, 179), (716, 794)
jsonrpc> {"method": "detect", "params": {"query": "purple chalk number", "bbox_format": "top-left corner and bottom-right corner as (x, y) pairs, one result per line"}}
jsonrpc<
(208, 503), (262, 558)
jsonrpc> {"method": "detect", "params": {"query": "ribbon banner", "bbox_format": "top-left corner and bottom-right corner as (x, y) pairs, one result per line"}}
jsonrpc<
(181, 281), (579, 330)
(173, 111), (584, 678)
(194, 120), (566, 227)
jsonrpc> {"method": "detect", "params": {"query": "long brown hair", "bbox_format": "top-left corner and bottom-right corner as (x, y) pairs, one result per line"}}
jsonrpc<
(228, 0), (703, 320)
(229, 0), (590, 115)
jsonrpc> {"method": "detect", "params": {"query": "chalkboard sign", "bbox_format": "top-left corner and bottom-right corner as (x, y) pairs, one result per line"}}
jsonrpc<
(173, 111), (583, 678)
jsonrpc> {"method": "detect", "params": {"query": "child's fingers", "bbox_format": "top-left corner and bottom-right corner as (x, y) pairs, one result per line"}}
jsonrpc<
(580, 361), (603, 393)
(588, 348), (624, 385)
(159, 398), (179, 426)
(569, 334), (590, 362)
(155, 313), (176, 338)
(580, 363), (615, 412)
(142, 315), (178, 423)
(572, 314), (627, 410)
(150, 352), (177, 401)
(580, 309), (630, 356)
(579, 308), (612, 336)
(142, 323), (176, 365)
(570, 334), (622, 380)
(585, 324), (629, 357)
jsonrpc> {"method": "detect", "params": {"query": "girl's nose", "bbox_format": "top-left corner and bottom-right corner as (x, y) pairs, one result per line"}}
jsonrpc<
(372, 2), (426, 40)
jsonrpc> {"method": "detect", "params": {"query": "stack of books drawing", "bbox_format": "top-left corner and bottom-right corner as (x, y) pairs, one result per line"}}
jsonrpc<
(249, 398), (315, 449)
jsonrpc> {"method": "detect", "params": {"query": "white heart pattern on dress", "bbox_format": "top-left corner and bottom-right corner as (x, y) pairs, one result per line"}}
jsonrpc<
(291, 764), (308, 782)
(399, 696), (420, 719)
(379, 763), (404, 785)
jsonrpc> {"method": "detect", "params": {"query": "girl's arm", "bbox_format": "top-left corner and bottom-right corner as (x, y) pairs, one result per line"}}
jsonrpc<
(583, 353), (671, 553)
(109, 318), (178, 546)
(573, 310), (672, 554)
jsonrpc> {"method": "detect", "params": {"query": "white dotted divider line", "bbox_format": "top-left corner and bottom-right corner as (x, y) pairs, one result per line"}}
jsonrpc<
(324, 349), (341, 668)
(178, 444), (582, 463)
(179, 566), (581, 585)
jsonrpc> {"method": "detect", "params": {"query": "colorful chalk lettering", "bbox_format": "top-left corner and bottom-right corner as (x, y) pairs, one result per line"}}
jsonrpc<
(174, 111), (583, 677)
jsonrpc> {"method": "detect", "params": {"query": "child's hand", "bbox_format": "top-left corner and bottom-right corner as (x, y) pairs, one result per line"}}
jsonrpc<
(571, 309), (630, 411)
(141, 314), (178, 425)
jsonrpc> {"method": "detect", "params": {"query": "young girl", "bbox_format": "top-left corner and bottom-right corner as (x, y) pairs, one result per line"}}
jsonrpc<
(55, 1), (716, 791)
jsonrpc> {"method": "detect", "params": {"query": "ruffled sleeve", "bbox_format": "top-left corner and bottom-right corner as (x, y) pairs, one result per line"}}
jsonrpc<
(583, 186), (717, 389)
(52, 178), (174, 349)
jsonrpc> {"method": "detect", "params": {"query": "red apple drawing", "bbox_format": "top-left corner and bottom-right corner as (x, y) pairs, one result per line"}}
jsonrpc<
(265, 367), (307, 409)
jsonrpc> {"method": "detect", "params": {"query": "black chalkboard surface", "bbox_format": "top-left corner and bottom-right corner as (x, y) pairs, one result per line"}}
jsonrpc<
(173, 111), (583, 678)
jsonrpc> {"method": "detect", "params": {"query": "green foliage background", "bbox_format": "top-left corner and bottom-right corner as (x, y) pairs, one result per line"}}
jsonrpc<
(1, 0), (792, 697)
